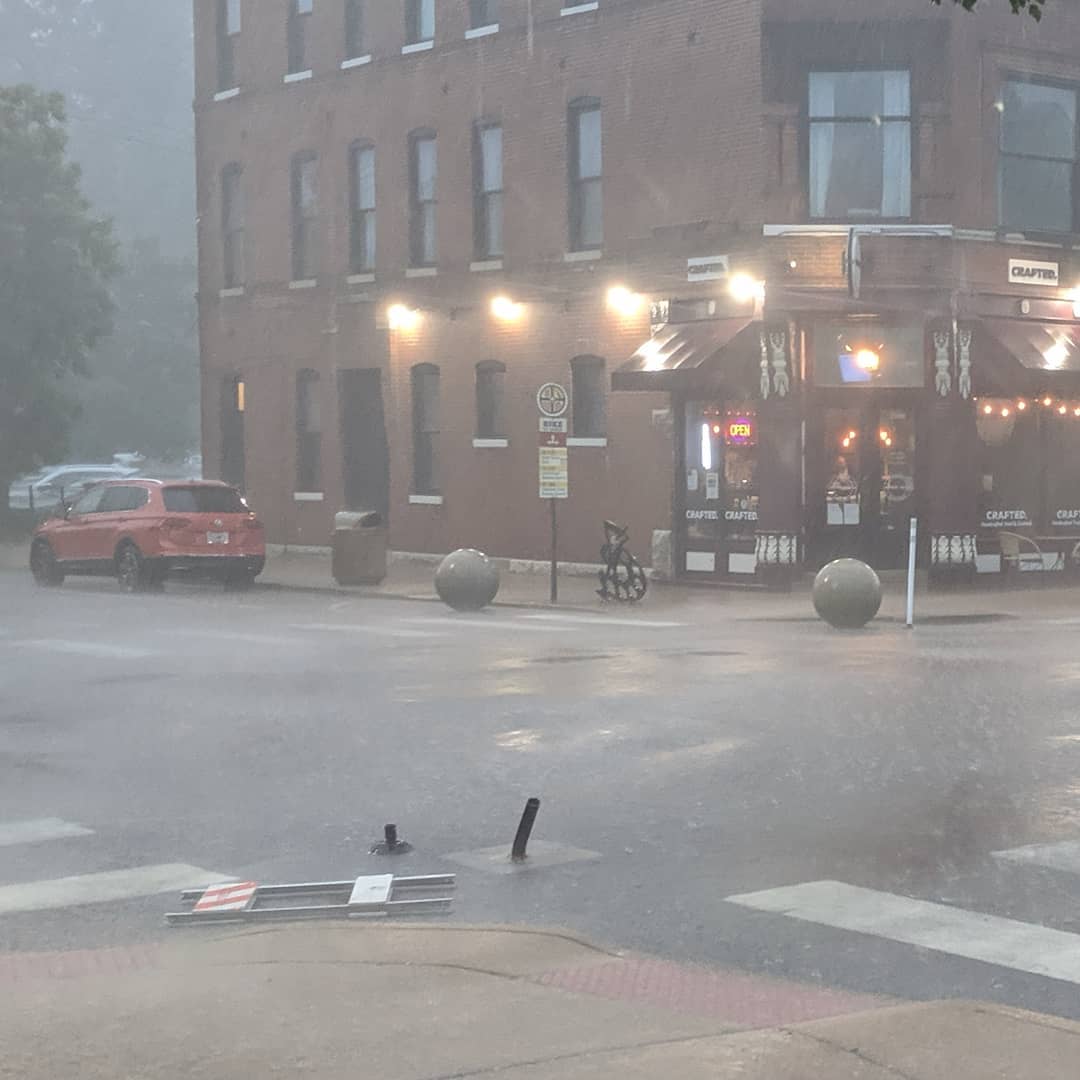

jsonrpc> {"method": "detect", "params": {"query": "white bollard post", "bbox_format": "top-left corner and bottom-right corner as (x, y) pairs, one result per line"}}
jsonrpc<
(905, 517), (918, 628)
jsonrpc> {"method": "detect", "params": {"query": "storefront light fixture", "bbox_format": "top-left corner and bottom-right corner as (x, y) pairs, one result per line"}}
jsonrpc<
(727, 272), (765, 305)
(1000, 406), (1011, 418)
(983, 403), (994, 415)
(1017, 399), (1027, 411)
(1044, 341), (1069, 370)
(1043, 396), (1054, 407)
(387, 303), (421, 332)
(854, 348), (881, 373)
(1059, 404), (1069, 415)
(606, 285), (645, 318)
(490, 295), (524, 322)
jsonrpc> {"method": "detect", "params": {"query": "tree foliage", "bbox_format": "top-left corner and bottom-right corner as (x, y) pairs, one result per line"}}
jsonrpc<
(933, 0), (1046, 19)
(0, 85), (118, 502)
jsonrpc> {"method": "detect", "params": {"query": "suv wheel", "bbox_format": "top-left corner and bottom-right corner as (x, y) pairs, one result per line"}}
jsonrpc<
(30, 541), (64, 587)
(117, 543), (150, 593)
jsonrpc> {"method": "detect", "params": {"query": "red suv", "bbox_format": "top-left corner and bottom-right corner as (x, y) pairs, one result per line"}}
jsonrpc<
(30, 480), (265, 592)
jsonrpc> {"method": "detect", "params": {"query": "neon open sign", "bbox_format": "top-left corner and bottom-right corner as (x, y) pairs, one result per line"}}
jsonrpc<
(724, 415), (756, 446)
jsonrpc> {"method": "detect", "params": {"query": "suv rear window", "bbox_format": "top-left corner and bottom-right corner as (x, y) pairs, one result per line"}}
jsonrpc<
(163, 486), (246, 513)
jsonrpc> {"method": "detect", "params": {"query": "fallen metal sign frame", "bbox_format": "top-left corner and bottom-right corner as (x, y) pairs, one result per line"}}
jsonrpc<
(165, 873), (456, 925)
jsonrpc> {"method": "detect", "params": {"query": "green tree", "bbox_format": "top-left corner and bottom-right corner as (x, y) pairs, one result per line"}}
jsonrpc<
(0, 85), (118, 523)
(934, 0), (1046, 18)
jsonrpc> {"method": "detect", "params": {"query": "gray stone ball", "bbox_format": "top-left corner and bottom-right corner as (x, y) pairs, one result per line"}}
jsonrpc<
(812, 558), (882, 629)
(435, 549), (500, 611)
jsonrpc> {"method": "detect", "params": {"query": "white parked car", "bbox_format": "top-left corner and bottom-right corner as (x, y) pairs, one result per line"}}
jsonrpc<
(7, 464), (137, 512)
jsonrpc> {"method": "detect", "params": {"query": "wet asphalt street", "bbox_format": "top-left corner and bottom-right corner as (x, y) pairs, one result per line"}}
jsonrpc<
(3, 568), (1080, 1017)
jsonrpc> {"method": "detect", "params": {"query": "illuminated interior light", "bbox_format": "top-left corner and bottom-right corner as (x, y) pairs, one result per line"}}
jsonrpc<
(1044, 396), (1054, 407)
(842, 437), (851, 449)
(1044, 341), (1069, 370)
(854, 348), (880, 372)
(1017, 400), (1027, 411)
(1060, 404), (1069, 415)
(1000, 407), (1011, 418)
(848, 430), (858, 441)
(727, 272), (765, 305)
(700, 423), (713, 471)
(983, 404), (994, 415)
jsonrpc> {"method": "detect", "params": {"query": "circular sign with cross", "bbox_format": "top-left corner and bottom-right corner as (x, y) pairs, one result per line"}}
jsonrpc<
(536, 382), (569, 418)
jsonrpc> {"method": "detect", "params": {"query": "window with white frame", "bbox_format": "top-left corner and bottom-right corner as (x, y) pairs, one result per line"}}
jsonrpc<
(405, 0), (434, 45)
(217, 0), (241, 91)
(349, 142), (376, 273)
(411, 363), (441, 494)
(344, 0), (365, 59)
(287, 0), (313, 74)
(473, 123), (503, 260)
(571, 355), (607, 438)
(291, 151), (318, 280)
(569, 99), (602, 250)
(409, 131), (437, 266)
(469, 0), (496, 28)
(295, 369), (322, 492)
(999, 79), (1079, 234)
(475, 361), (506, 438)
(808, 70), (911, 220)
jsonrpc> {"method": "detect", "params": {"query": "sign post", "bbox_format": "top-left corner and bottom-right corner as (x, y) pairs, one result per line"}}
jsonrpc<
(905, 516), (918, 628)
(537, 384), (570, 604)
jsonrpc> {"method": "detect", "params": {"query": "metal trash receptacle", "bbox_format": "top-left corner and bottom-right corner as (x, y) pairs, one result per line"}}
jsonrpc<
(332, 511), (388, 585)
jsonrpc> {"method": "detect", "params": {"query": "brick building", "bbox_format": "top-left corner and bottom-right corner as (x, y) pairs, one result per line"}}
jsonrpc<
(194, 0), (1080, 585)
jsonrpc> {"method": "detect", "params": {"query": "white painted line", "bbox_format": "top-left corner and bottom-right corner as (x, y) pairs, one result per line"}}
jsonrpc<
(165, 629), (306, 647)
(523, 613), (685, 629)
(0, 818), (94, 848)
(290, 623), (442, 639)
(12, 640), (154, 659)
(726, 880), (1080, 984)
(0, 863), (226, 916)
(994, 840), (1080, 876)
(401, 617), (575, 634)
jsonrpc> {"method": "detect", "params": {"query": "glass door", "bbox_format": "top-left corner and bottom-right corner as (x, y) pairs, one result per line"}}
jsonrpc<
(681, 401), (760, 578)
(819, 403), (916, 569)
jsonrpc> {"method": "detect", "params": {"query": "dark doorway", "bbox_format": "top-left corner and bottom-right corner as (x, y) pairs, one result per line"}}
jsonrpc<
(339, 368), (390, 516)
(221, 375), (246, 490)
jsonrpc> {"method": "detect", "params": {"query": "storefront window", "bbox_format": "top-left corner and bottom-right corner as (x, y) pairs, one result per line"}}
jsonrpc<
(682, 401), (759, 575)
(976, 400), (1038, 530)
(1047, 416), (1080, 530)
(813, 324), (924, 388)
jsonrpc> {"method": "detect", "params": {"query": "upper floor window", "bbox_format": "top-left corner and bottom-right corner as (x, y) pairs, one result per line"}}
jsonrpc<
(345, 0), (365, 59)
(290, 151), (318, 280)
(569, 99), (602, 251)
(349, 141), (376, 273)
(221, 163), (245, 288)
(409, 131), (437, 267)
(217, 0), (241, 91)
(475, 361), (506, 438)
(809, 70), (911, 220)
(473, 123), (503, 259)
(287, 0), (313, 74)
(571, 355), (607, 439)
(411, 363), (441, 495)
(1000, 79), (1079, 234)
(469, 0), (496, 28)
(295, 368), (322, 492)
(405, 0), (435, 45)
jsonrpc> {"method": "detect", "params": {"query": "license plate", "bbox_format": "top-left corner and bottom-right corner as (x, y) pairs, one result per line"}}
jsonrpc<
(206, 531), (230, 545)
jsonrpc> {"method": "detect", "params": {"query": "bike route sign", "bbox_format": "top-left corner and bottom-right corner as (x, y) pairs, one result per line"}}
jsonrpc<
(536, 382), (569, 418)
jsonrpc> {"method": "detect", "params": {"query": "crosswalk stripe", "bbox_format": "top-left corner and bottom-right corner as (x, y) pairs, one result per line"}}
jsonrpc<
(993, 839), (1080, 876)
(401, 616), (576, 633)
(0, 818), (94, 848)
(290, 623), (442, 639)
(11, 640), (154, 659)
(0, 863), (226, 916)
(522, 613), (686, 629)
(726, 879), (1080, 984)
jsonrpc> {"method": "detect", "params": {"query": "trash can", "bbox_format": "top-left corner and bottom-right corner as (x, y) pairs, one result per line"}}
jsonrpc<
(331, 511), (388, 585)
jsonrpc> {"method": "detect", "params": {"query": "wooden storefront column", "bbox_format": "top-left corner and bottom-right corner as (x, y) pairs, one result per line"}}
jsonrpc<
(926, 324), (979, 581)
(755, 326), (803, 588)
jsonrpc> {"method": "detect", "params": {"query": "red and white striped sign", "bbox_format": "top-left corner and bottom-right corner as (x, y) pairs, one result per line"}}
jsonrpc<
(193, 881), (257, 912)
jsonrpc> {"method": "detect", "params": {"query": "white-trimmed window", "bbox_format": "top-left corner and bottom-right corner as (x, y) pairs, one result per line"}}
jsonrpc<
(287, 0), (313, 75)
(1000, 78), (1079, 234)
(217, 0), (241, 91)
(808, 70), (911, 220)
(571, 355), (607, 439)
(349, 142), (376, 273)
(291, 151), (318, 280)
(469, 0), (496, 28)
(473, 123), (503, 260)
(476, 361), (506, 439)
(409, 131), (437, 267)
(569, 99), (602, 250)
(344, 0), (365, 59)
(412, 363), (441, 495)
(295, 369), (322, 492)
(405, 0), (434, 45)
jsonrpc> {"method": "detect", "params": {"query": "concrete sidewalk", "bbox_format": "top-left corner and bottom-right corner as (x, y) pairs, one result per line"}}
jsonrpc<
(3, 922), (1077, 1079)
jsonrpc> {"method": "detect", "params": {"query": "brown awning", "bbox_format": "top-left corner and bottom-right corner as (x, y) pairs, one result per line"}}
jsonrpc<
(612, 318), (757, 391)
(983, 318), (1080, 374)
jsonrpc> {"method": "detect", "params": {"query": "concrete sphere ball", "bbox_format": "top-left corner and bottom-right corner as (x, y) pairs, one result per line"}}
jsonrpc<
(435, 549), (500, 611)
(812, 558), (882, 629)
